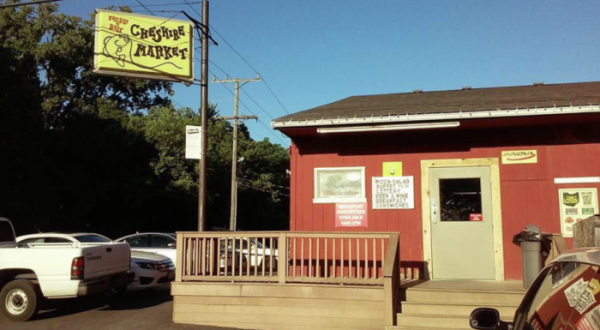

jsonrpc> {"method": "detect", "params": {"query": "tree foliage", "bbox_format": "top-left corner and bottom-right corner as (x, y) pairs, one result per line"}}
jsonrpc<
(0, 3), (290, 237)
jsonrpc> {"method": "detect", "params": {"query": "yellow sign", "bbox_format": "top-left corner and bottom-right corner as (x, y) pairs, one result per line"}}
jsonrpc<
(94, 10), (194, 83)
(501, 150), (538, 164)
(383, 162), (402, 176)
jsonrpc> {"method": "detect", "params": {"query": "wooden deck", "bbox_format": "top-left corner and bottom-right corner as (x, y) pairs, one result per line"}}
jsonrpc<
(172, 231), (401, 330)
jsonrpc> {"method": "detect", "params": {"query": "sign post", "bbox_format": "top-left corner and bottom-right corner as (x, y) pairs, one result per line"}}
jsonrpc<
(93, 3), (212, 231)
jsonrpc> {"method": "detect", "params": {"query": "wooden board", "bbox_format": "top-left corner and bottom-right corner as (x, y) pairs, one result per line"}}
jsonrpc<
(172, 282), (385, 330)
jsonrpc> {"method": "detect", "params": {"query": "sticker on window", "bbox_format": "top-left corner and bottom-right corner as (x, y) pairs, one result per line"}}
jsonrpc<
(469, 213), (482, 222)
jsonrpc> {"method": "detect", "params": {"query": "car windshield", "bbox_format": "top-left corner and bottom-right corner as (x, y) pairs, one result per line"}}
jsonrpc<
(75, 235), (112, 243)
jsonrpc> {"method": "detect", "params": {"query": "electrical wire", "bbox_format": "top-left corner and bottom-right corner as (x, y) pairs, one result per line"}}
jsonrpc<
(238, 182), (289, 197)
(129, 2), (201, 8)
(0, 0), (65, 8)
(135, 0), (156, 16)
(207, 25), (290, 115)
(238, 177), (289, 190)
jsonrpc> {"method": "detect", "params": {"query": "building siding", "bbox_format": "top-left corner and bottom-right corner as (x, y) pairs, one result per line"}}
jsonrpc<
(287, 117), (600, 280)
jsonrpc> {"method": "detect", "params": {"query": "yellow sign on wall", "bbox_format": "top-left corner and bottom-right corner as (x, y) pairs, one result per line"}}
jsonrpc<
(501, 150), (538, 164)
(383, 162), (403, 176)
(94, 10), (194, 83)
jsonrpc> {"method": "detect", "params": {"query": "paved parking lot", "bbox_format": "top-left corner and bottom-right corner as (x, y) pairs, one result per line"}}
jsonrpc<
(0, 286), (236, 330)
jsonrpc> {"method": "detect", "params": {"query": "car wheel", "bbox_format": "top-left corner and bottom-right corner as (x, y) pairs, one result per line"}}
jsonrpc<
(0, 280), (40, 322)
(260, 256), (278, 271)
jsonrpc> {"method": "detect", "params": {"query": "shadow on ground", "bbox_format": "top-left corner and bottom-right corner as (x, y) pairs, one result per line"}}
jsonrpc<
(33, 286), (172, 321)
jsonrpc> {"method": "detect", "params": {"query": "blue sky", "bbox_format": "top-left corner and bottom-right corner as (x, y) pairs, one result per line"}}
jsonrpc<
(59, 0), (600, 146)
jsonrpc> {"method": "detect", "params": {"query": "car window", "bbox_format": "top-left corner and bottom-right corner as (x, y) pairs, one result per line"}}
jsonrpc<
(151, 235), (174, 248)
(18, 237), (72, 246)
(0, 221), (14, 243)
(75, 235), (111, 243)
(126, 235), (148, 248)
(520, 262), (599, 330)
(233, 239), (249, 249)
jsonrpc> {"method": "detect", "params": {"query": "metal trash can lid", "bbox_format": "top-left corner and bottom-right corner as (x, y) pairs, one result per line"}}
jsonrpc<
(524, 224), (541, 234)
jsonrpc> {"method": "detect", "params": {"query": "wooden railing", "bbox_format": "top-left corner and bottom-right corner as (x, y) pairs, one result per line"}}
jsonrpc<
(175, 231), (400, 286)
(175, 231), (401, 328)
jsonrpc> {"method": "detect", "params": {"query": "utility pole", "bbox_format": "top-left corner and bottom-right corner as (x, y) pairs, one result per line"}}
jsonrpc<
(198, 1), (210, 231)
(213, 75), (261, 231)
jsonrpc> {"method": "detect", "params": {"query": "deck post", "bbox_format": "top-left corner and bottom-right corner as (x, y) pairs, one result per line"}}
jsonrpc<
(175, 233), (184, 282)
(278, 232), (287, 283)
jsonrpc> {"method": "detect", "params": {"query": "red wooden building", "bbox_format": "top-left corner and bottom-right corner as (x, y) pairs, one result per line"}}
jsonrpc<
(272, 81), (600, 281)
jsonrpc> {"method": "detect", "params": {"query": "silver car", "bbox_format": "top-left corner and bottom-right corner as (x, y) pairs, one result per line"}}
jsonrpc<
(471, 248), (600, 330)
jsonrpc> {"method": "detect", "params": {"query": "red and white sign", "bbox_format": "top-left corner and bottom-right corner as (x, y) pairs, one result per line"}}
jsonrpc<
(335, 203), (368, 227)
(470, 213), (483, 222)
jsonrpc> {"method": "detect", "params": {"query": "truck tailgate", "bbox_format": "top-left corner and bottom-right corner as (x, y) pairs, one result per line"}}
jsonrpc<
(82, 243), (130, 279)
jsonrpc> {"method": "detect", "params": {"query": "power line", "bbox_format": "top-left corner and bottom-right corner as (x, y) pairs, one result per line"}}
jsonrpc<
(190, 47), (282, 143)
(208, 25), (290, 115)
(0, 0), (64, 8)
(135, 0), (156, 16)
(216, 79), (287, 145)
(238, 182), (289, 197)
(238, 177), (289, 190)
(183, 0), (201, 18)
(129, 1), (201, 8)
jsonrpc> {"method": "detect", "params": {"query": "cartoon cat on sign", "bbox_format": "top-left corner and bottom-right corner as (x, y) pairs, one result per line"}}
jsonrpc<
(103, 34), (132, 67)
(102, 34), (182, 70)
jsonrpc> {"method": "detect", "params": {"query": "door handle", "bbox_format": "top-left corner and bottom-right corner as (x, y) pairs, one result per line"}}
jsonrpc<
(431, 197), (438, 225)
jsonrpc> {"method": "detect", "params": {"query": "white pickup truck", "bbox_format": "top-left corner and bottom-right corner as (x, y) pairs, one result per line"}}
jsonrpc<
(0, 218), (133, 321)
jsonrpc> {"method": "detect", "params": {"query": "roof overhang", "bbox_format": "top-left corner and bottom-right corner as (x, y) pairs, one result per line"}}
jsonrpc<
(272, 104), (600, 129)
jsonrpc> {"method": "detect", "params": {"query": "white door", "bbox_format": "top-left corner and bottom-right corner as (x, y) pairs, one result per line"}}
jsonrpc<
(430, 166), (495, 280)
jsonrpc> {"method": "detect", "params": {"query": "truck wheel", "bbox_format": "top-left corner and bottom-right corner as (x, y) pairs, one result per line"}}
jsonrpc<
(1, 280), (40, 322)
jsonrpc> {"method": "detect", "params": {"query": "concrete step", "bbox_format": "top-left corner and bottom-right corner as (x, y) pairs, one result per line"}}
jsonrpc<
(400, 301), (518, 320)
(395, 314), (471, 329)
(405, 288), (524, 305)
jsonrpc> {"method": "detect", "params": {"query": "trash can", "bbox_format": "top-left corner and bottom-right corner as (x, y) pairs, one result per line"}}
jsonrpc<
(513, 224), (549, 289)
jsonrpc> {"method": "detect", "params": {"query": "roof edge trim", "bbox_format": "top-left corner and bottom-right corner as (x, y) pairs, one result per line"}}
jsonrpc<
(271, 104), (600, 129)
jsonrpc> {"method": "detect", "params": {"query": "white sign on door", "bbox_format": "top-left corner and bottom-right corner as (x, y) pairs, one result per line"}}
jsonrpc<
(185, 125), (202, 160)
(372, 176), (414, 209)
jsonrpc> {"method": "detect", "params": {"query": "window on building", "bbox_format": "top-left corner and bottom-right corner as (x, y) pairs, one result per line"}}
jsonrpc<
(313, 167), (366, 203)
(439, 178), (482, 221)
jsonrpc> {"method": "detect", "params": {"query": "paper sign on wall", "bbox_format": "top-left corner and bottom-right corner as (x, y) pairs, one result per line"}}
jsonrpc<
(559, 188), (599, 237)
(372, 176), (414, 209)
(185, 125), (202, 159)
(335, 203), (368, 227)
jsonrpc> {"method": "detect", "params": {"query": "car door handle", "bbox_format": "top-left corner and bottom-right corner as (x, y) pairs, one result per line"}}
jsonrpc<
(106, 247), (112, 252)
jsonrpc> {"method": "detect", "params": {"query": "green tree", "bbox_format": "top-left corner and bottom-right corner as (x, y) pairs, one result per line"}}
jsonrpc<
(0, 3), (290, 236)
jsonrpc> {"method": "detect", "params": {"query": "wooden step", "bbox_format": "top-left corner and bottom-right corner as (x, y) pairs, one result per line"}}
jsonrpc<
(405, 288), (524, 305)
(392, 326), (469, 330)
(395, 314), (471, 329)
(400, 301), (518, 320)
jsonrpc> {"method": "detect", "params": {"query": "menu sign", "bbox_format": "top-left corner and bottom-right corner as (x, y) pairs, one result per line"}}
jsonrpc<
(559, 188), (599, 237)
(372, 176), (414, 209)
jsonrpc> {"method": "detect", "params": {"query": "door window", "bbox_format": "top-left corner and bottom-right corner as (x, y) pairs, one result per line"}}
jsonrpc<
(519, 262), (599, 330)
(151, 235), (175, 248)
(125, 235), (148, 248)
(439, 178), (482, 221)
